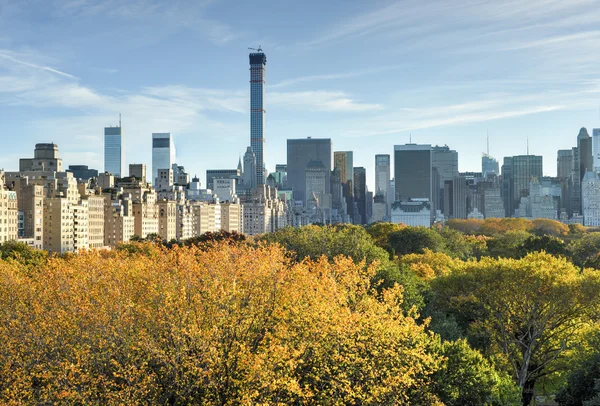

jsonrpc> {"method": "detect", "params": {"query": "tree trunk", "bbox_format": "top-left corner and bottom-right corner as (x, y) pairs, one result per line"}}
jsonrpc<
(521, 378), (536, 406)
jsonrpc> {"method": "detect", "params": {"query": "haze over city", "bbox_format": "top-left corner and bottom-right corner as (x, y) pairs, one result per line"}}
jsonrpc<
(2, 0), (600, 189)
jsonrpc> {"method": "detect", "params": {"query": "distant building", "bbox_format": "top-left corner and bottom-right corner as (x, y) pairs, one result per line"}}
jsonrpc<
(391, 200), (431, 227)
(206, 169), (241, 191)
(334, 151), (354, 221)
(375, 154), (391, 220)
(129, 164), (147, 182)
(152, 133), (176, 185)
(594, 129), (600, 172)
(287, 138), (332, 205)
(242, 146), (257, 190)
(354, 167), (367, 224)
(482, 154), (499, 178)
(67, 165), (98, 181)
(501, 155), (543, 216)
(104, 124), (124, 177)
(250, 49), (267, 184)
(394, 144), (432, 202)
(0, 171), (18, 243)
(582, 171), (600, 226)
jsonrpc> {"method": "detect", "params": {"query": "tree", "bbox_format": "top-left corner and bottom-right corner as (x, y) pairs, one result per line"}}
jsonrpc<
(431, 253), (600, 405)
(531, 219), (569, 238)
(486, 230), (532, 259)
(568, 232), (600, 269)
(518, 235), (568, 258)
(556, 352), (600, 406)
(0, 240), (48, 268)
(433, 339), (521, 406)
(388, 227), (446, 257)
(261, 224), (390, 265)
(0, 243), (445, 404)
(439, 227), (488, 260)
(398, 249), (463, 280)
(365, 222), (405, 256)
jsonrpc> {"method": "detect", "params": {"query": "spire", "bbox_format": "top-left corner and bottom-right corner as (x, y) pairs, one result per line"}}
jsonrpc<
(527, 136), (529, 156)
(119, 113), (122, 128)
(486, 129), (489, 156)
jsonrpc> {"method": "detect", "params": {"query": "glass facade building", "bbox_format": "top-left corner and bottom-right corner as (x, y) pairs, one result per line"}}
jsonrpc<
(104, 126), (124, 177)
(152, 133), (176, 185)
(394, 144), (432, 202)
(287, 138), (332, 204)
(250, 51), (267, 185)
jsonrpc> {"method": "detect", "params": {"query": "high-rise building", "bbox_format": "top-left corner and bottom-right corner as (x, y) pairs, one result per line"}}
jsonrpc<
(394, 144), (432, 202)
(250, 49), (267, 184)
(354, 167), (367, 224)
(582, 171), (600, 226)
(431, 145), (458, 213)
(501, 155), (543, 216)
(287, 138), (332, 205)
(129, 164), (147, 182)
(243, 146), (257, 190)
(206, 169), (241, 191)
(579, 127), (594, 180)
(334, 151), (354, 221)
(594, 129), (600, 172)
(67, 165), (98, 181)
(104, 123), (124, 177)
(152, 133), (176, 185)
(557, 150), (573, 214)
(375, 154), (390, 219)
(482, 154), (499, 178)
(0, 171), (18, 243)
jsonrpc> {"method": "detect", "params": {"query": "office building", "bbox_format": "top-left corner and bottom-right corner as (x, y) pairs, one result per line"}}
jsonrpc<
(287, 138), (332, 204)
(152, 133), (176, 185)
(354, 167), (367, 224)
(432, 145), (458, 213)
(129, 164), (147, 182)
(482, 154), (499, 178)
(501, 155), (543, 216)
(375, 154), (390, 219)
(104, 123), (124, 177)
(206, 169), (241, 191)
(582, 171), (600, 226)
(334, 151), (354, 220)
(594, 129), (600, 172)
(394, 144), (432, 202)
(250, 49), (267, 184)
(242, 146), (257, 190)
(579, 128), (594, 180)
(67, 165), (98, 181)
(391, 201), (431, 227)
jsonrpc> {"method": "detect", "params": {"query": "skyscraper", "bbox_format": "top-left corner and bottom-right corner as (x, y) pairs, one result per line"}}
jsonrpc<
(334, 151), (354, 220)
(249, 49), (267, 185)
(354, 167), (367, 224)
(431, 145), (458, 213)
(394, 144), (432, 202)
(104, 121), (124, 177)
(287, 138), (332, 204)
(578, 127), (593, 179)
(375, 154), (390, 218)
(152, 133), (176, 185)
(594, 128), (600, 172)
(243, 146), (257, 190)
(501, 155), (543, 216)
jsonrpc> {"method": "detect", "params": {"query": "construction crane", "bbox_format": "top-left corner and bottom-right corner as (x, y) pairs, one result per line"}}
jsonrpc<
(248, 46), (263, 53)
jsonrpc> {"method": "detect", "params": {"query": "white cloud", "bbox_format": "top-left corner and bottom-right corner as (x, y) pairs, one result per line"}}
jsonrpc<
(270, 90), (382, 112)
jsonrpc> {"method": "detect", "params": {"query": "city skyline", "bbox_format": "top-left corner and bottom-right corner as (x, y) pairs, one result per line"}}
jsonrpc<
(2, 1), (600, 192)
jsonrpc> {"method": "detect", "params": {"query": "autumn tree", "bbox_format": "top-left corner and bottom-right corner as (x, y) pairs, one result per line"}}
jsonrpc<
(388, 226), (446, 257)
(0, 243), (445, 404)
(365, 222), (405, 255)
(431, 253), (600, 405)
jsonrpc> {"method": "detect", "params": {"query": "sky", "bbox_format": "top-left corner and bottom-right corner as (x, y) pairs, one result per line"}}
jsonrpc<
(2, 0), (600, 191)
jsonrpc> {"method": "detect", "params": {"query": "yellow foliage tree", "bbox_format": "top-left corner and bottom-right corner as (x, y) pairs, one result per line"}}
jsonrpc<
(0, 243), (443, 405)
(398, 249), (465, 280)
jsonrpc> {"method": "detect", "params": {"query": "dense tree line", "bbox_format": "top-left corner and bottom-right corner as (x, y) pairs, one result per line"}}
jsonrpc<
(1, 217), (600, 404)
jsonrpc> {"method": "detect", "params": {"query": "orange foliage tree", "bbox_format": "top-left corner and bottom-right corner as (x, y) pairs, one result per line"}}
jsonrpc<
(0, 243), (443, 405)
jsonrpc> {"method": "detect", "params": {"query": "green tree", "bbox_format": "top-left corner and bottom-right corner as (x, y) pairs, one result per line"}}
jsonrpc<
(518, 235), (568, 258)
(556, 352), (600, 406)
(365, 222), (405, 256)
(568, 232), (600, 269)
(261, 224), (389, 265)
(0, 240), (48, 268)
(486, 230), (532, 259)
(388, 226), (446, 257)
(431, 253), (600, 405)
(433, 339), (521, 406)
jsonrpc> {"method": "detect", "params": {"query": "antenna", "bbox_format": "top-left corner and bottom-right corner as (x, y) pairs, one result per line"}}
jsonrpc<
(119, 113), (122, 128)
(409, 133), (412, 143)
(527, 136), (530, 156)
(486, 129), (489, 156)
(248, 45), (263, 53)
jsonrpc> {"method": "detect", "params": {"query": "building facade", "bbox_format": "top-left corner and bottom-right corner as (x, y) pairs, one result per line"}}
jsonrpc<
(250, 49), (267, 185)
(104, 125), (124, 177)
(152, 133), (176, 185)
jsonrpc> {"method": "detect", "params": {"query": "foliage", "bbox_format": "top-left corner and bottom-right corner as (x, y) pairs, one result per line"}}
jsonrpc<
(447, 218), (535, 237)
(531, 219), (569, 238)
(568, 232), (600, 269)
(0, 243), (444, 404)
(486, 230), (532, 259)
(0, 240), (48, 268)
(438, 227), (488, 260)
(398, 249), (464, 280)
(365, 222), (405, 255)
(556, 352), (600, 406)
(432, 339), (521, 406)
(519, 235), (568, 258)
(261, 224), (390, 265)
(371, 262), (428, 313)
(431, 252), (600, 405)
(388, 226), (446, 257)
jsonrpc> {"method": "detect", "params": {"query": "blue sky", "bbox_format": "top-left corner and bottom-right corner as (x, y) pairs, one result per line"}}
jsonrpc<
(1, 0), (600, 190)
